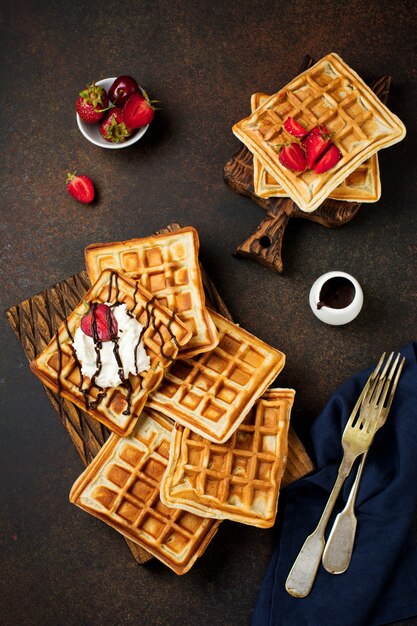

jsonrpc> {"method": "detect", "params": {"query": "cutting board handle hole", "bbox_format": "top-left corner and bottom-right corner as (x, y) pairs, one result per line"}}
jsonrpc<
(259, 235), (272, 248)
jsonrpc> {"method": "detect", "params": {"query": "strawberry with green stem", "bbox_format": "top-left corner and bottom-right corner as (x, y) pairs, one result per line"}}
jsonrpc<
(66, 172), (95, 204)
(99, 108), (135, 143)
(76, 82), (111, 124)
(123, 91), (160, 128)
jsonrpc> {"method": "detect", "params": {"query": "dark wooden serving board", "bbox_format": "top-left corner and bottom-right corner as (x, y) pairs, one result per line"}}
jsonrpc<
(5, 223), (314, 565)
(224, 56), (391, 273)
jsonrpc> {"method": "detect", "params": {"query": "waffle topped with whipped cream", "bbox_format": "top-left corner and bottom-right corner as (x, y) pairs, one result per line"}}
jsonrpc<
(233, 53), (405, 212)
(84, 227), (218, 359)
(30, 269), (192, 437)
(251, 92), (381, 203)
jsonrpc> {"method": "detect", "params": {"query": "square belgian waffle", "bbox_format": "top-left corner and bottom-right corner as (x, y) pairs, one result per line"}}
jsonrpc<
(160, 389), (294, 528)
(84, 227), (218, 359)
(146, 310), (286, 443)
(233, 53), (405, 213)
(30, 269), (192, 437)
(251, 92), (381, 203)
(70, 408), (220, 575)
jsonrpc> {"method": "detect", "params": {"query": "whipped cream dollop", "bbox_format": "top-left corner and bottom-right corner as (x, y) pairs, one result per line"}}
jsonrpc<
(73, 303), (151, 388)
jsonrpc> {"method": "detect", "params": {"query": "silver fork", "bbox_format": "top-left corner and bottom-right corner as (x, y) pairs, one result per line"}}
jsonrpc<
(322, 352), (405, 574)
(285, 353), (390, 598)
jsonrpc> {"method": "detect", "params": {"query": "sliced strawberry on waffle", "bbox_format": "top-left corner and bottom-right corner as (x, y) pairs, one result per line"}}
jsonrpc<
(313, 144), (342, 173)
(278, 143), (306, 172)
(283, 117), (308, 139)
(302, 124), (332, 169)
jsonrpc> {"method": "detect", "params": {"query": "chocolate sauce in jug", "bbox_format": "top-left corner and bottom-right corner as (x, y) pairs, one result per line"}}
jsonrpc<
(317, 276), (356, 310)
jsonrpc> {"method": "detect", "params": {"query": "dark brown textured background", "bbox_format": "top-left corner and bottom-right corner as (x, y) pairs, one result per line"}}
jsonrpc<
(1, 1), (416, 625)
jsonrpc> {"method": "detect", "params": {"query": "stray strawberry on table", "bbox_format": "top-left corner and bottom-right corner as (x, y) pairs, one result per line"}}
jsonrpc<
(66, 172), (95, 204)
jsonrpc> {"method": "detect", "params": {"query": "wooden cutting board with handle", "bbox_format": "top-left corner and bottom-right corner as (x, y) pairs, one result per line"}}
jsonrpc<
(224, 56), (391, 273)
(5, 223), (314, 564)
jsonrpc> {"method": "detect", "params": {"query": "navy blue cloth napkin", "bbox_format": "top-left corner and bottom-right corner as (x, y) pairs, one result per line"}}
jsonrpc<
(251, 342), (417, 626)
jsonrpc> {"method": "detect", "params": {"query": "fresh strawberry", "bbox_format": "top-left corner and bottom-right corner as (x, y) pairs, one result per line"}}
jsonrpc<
(313, 144), (342, 173)
(76, 82), (110, 124)
(283, 117), (308, 139)
(99, 108), (135, 143)
(81, 303), (118, 342)
(279, 143), (306, 172)
(123, 91), (157, 128)
(66, 172), (95, 204)
(302, 124), (332, 169)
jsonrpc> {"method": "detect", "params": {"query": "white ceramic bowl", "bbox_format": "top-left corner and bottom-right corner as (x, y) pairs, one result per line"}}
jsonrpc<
(309, 271), (364, 326)
(76, 77), (149, 149)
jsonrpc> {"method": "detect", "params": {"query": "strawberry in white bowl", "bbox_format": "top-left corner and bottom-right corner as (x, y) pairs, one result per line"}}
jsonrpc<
(76, 76), (155, 149)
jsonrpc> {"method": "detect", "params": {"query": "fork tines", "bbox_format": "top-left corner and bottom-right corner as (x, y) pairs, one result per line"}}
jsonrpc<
(361, 352), (405, 433)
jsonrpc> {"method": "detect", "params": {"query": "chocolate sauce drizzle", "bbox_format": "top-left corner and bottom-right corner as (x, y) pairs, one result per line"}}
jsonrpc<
(107, 270), (120, 304)
(167, 310), (181, 351)
(55, 271), (181, 419)
(55, 331), (63, 397)
(63, 317), (84, 390)
(102, 272), (133, 414)
(86, 302), (107, 410)
(130, 281), (139, 316)
(149, 296), (176, 361)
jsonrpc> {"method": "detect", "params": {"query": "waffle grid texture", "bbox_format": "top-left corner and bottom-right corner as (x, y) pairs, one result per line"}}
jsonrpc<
(30, 270), (192, 437)
(160, 389), (294, 527)
(233, 53), (405, 212)
(251, 92), (381, 202)
(70, 408), (220, 574)
(84, 227), (218, 359)
(146, 310), (285, 443)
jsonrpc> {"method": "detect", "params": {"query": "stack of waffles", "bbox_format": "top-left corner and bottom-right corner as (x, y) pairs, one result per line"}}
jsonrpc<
(232, 53), (406, 212)
(31, 226), (293, 574)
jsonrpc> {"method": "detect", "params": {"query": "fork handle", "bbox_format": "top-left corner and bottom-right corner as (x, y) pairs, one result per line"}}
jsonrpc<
(285, 527), (327, 598)
(285, 456), (354, 598)
(321, 508), (358, 575)
(322, 452), (367, 574)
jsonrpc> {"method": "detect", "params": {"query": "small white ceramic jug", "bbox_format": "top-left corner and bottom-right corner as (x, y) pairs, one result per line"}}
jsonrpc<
(309, 271), (363, 326)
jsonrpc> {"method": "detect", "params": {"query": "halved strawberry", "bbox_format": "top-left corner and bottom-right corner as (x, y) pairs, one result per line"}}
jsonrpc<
(76, 83), (110, 124)
(66, 172), (95, 204)
(302, 124), (332, 169)
(279, 143), (306, 172)
(123, 91), (157, 128)
(283, 117), (308, 139)
(81, 303), (118, 342)
(313, 144), (342, 173)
